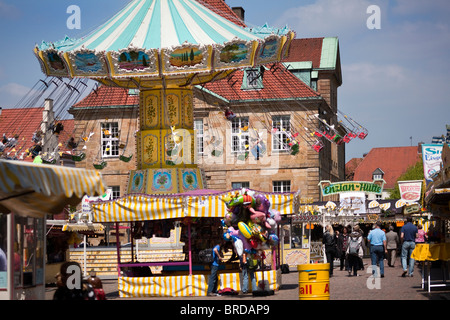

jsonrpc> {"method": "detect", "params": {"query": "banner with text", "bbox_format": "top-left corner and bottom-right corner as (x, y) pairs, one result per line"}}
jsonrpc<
(422, 144), (443, 185)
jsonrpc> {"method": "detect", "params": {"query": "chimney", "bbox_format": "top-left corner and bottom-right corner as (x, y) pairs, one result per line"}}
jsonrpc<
(232, 7), (245, 22)
(418, 142), (424, 154)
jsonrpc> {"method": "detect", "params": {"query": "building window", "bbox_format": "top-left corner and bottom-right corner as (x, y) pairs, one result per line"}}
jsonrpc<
(241, 68), (264, 90)
(231, 117), (249, 153)
(194, 119), (204, 155)
(372, 168), (384, 181)
(273, 180), (291, 193)
(232, 182), (250, 190)
(272, 115), (291, 151)
(110, 186), (120, 200)
(101, 122), (119, 158)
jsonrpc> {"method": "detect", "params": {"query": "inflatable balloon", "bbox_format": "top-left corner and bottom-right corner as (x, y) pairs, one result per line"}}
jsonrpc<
(238, 221), (252, 239)
(228, 226), (252, 253)
(268, 233), (279, 246)
(227, 193), (255, 208)
(248, 206), (271, 229)
(254, 194), (270, 214)
(270, 209), (282, 222)
(233, 238), (244, 256)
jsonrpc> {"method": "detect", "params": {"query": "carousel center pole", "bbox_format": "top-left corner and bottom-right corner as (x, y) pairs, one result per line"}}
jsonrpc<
(128, 85), (203, 194)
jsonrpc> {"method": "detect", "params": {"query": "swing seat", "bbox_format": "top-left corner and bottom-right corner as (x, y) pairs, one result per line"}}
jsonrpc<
(312, 141), (324, 152)
(72, 152), (86, 161)
(93, 161), (107, 170)
(358, 132), (368, 140)
(42, 158), (56, 164)
(290, 143), (299, 155)
(211, 149), (222, 157)
(237, 151), (249, 161)
(119, 154), (133, 162)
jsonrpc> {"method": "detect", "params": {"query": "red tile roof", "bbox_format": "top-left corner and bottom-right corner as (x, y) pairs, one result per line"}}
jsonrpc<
(345, 157), (363, 179)
(73, 85), (139, 108)
(283, 38), (324, 68)
(200, 63), (321, 102)
(352, 146), (422, 189)
(0, 107), (74, 161)
(197, 0), (246, 27)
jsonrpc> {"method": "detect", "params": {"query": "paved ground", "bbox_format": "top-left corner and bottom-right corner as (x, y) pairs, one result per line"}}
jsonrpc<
(45, 258), (450, 302)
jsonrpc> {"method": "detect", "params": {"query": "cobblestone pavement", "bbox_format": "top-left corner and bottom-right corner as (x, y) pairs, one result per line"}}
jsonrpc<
(45, 258), (450, 301)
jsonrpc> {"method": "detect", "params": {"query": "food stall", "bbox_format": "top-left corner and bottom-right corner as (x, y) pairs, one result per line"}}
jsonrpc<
(417, 143), (450, 292)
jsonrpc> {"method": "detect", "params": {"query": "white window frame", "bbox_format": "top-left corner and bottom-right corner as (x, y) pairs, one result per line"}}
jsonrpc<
(232, 182), (250, 190)
(273, 180), (291, 193)
(110, 186), (120, 200)
(101, 122), (120, 158)
(194, 119), (204, 155)
(231, 117), (249, 153)
(272, 115), (291, 152)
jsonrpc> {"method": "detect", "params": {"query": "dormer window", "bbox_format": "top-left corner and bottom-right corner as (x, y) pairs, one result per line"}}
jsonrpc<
(372, 168), (384, 180)
(241, 67), (264, 90)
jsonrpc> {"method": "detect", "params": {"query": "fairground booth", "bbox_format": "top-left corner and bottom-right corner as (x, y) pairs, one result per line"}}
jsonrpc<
(91, 188), (296, 297)
(0, 160), (105, 300)
(418, 143), (450, 292)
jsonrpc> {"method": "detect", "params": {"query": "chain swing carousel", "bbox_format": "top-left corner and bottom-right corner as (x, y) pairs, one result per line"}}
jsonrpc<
(35, 0), (295, 297)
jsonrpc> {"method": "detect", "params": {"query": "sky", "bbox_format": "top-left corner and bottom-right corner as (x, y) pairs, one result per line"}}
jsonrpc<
(0, 0), (449, 162)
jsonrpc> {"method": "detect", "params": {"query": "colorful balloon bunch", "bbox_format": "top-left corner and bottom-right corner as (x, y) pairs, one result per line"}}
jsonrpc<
(222, 191), (281, 259)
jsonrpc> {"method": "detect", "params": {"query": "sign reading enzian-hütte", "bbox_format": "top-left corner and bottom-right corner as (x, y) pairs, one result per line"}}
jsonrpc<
(319, 180), (385, 197)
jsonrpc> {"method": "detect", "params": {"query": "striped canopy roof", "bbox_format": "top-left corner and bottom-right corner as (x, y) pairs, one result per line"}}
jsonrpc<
(0, 159), (106, 217)
(34, 0), (294, 87)
(40, 0), (262, 52)
(91, 189), (297, 222)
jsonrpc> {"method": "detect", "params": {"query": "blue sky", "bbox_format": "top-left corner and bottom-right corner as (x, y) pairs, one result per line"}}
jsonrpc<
(0, 0), (449, 162)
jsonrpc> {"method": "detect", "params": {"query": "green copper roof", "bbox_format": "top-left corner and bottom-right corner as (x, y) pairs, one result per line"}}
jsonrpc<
(319, 37), (338, 69)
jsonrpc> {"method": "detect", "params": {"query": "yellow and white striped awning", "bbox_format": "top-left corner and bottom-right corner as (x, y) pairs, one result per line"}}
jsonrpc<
(92, 190), (296, 223)
(0, 159), (106, 218)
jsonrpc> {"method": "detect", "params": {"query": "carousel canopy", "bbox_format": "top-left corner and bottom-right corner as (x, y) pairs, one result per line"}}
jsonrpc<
(0, 159), (106, 218)
(34, 0), (294, 87)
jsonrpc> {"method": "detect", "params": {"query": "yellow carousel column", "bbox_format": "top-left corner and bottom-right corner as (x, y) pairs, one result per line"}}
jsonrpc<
(127, 86), (204, 194)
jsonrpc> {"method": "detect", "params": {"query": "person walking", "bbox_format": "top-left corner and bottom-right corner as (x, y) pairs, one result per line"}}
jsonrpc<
(367, 221), (387, 278)
(346, 227), (363, 276)
(415, 224), (428, 244)
(385, 225), (399, 267)
(400, 217), (418, 277)
(337, 227), (350, 271)
(322, 225), (337, 277)
(207, 242), (224, 296)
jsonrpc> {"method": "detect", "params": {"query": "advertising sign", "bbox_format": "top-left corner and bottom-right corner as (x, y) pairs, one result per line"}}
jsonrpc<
(339, 192), (366, 215)
(319, 180), (385, 197)
(398, 180), (422, 202)
(81, 188), (112, 216)
(422, 144), (443, 185)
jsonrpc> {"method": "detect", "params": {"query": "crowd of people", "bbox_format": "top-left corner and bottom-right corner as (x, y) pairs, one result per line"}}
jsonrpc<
(323, 217), (428, 278)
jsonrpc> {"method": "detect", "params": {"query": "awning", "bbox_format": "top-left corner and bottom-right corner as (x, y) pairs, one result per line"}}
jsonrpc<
(91, 189), (296, 222)
(0, 159), (106, 218)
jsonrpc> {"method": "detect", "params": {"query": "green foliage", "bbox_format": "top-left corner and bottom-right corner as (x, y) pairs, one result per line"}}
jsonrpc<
(387, 159), (424, 199)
